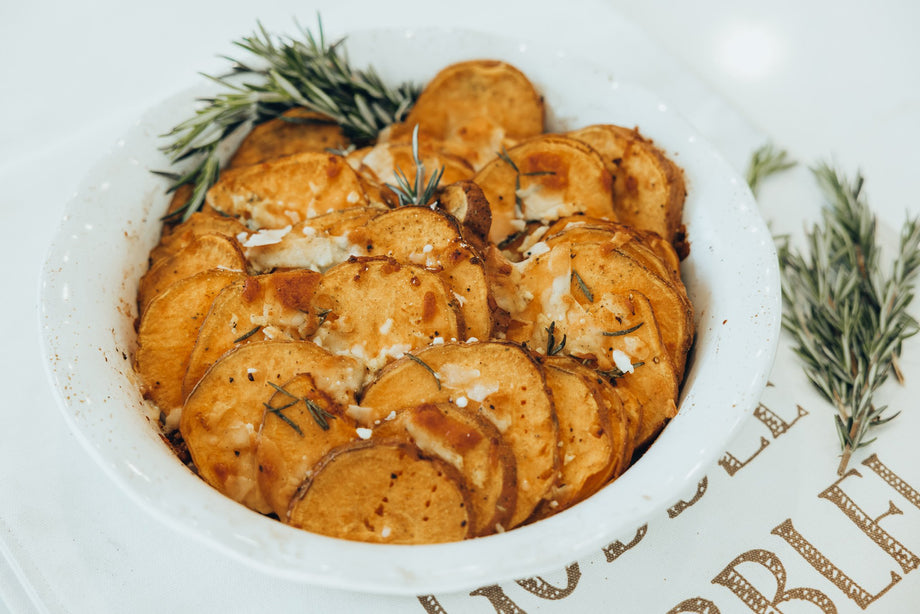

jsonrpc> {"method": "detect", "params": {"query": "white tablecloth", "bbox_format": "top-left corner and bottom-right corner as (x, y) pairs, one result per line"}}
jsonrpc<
(3, 1), (919, 612)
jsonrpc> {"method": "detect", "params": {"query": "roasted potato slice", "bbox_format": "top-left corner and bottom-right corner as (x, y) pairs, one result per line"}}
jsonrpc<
(228, 109), (349, 169)
(256, 373), (360, 517)
(437, 180), (493, 247)
(150, 211), (249, 265)
(473, 135), (616, 244)
(360, 341), (558, 527)
(311, 257), (463, 372)
(373, 402), (516, 537)
(384, 60), (544, 170)
(288, 439), (473, 543)
(243, 205), (385, 273)
(180, 340), (364, 514)
(182, 270), (324, 398)
(531, 357), (621, 518)
(205, 152), (368, 228)
(135, 269), (244, 430)
(137, 232), (246, 313)
(363, 207), (492, 340)
(567, 124), (686, 248)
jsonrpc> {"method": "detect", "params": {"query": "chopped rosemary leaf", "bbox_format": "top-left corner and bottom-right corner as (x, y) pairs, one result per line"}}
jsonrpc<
(233, 325), (262, 343)
(571, 270), (594, 302)
(406, 353), (441, 389)
(263, 400), (304, 436)
(602, 322), (644, 337)
(546, 321), (567, 356)
(777, 162), (920, 475)
(597, 361), (645, 380)
(304, 397), (336, 431)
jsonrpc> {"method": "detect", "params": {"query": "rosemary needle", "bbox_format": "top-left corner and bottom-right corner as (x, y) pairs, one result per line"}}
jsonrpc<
(745, 142), (797, 197)
(777, 162), (920, 474)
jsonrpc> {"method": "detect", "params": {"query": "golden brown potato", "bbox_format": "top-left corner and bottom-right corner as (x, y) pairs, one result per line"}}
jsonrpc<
(373, 402), (516, 537)
(182, 270), (324, 398)
(384, 59), (544, 170)
(288, 440), (473, 544)
(255, 373), (360, 518)
(437, 180), (493, 247)
(150, 211), (249, 265)
(205, 152), (368, 228)
(472, 135), (616, 243)
(531, 357), (620, 518)
(567, 124), (686, 248)
(135, 269), (244, 429)
(311, 257), (464, 373)
(137, 233), (247, 313)
(228, 108), (349, 169)
(360, 341), (559, 528)
(180, 340), (364, 514)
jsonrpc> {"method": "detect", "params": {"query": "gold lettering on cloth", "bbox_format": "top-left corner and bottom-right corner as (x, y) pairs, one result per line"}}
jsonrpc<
(668, 477), (709, 518)
(711, 548), (837, 613)
(818, 469), (920, 575)
(416, 595), (449, 614)
(719, 404), (808, 477)
(666, 597), (722, 614)
(772, 519), (900, 610)
(862, 453), (920, 511)
(602, 523), (648, 563)
(468, 585), (527, 613)
(515, 563), (581, 599)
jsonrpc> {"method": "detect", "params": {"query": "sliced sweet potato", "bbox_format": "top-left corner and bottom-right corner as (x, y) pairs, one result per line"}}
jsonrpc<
(137, 233), (247, 313)
(437, 180), (493, 247)
(205, 152), (368, 228)
(228, 109), (349, 169)
(566, 124), (686, 247)
(472, 135), (616, 244)
(256, 372), (359, 517)
(530, 357), (619, 518)
(360, 341), (558, 527)
(180, 340), (364, 514)
(362, 207), (492, 340)
(135, 269), (244, 430)
(288, 440), (473, 544)
(243, 205), (385, 273)
(384, 60), (544, 170)
(151, 211), (249, 265)
(311, 257), (463, 372)
(373, 402), (516, 537)
(182, 270), (324, 398)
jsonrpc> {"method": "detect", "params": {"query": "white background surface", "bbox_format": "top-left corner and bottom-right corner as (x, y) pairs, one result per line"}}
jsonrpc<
(2, 1), (919, 612)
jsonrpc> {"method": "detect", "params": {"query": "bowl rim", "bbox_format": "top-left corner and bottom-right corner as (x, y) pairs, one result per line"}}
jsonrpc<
(39, 25), (781, 595)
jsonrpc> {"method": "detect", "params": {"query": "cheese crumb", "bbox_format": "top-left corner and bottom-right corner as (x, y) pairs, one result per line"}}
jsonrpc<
(356, 427), (373, 440)
(381, 526), (392, 538)
(455, 396), (469, 408)
(612, 349), (635, 374)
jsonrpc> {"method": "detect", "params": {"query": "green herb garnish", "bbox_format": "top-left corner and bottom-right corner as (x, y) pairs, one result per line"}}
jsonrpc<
(159, 18), (420, 221)
(571, 270), (594, 303)
(746, 143), (796, 197)
(602, 322), (644, 337)
(386, 125), (444, 207)
(546, 321), (567, 356)
(233, 325), (262, 343)
(777, 163), (920, 474)
(406, 352), (442, 389)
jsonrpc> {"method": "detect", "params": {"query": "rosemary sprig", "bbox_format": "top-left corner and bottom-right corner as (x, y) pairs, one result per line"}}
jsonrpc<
(496, 146), (555, 217)
(159, 19), (420, 221)
(778, 163), (920, 475)
(386, 125), (444, 207)
(546, 321), (567, 356)
(233, 325), (262, 343)
(597, 361), (645, 381)
(746, 142), (796, 197)
(263, 398), (304, 436)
